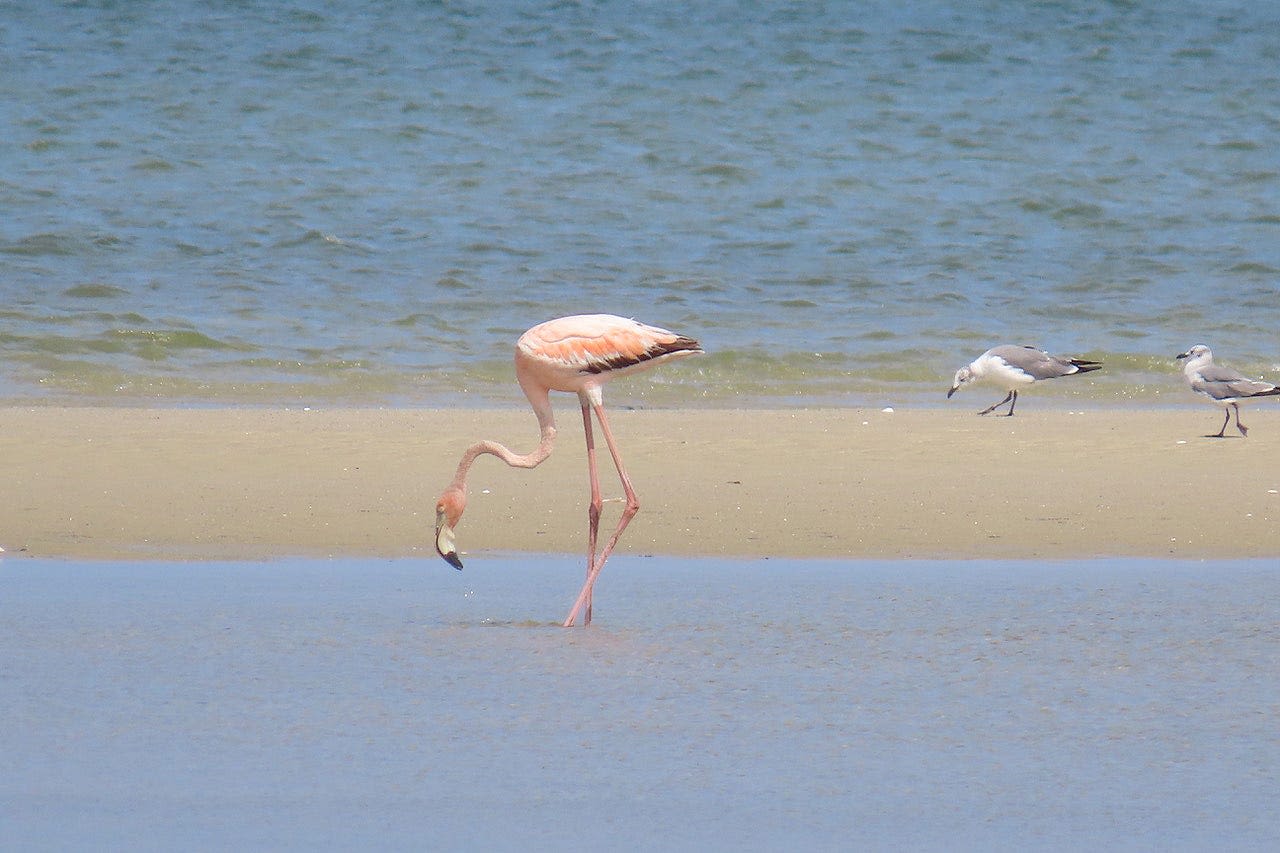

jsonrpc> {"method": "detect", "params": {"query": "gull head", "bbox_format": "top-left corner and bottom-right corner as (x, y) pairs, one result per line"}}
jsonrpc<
(1176, 344), (1211, 362)
(434, 487), (466, 570)
(947, 365), (974, 398)
(1176, 345), (1213, 375)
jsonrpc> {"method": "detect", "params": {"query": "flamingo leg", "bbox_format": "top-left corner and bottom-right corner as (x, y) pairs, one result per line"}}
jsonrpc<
(563, 401), (638, 627)
(579, 399), (603, 625)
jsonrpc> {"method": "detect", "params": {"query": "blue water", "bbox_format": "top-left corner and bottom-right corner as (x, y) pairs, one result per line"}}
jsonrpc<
(3, 555), (1278, 849)
(2, 1), (1279, 406)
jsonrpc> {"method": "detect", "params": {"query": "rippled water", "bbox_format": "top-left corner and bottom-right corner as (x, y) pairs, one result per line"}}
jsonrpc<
(3, 1), (1279, 406)
(4, 555), (1279, 849)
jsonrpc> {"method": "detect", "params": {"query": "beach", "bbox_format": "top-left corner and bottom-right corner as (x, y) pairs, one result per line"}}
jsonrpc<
(4, 405), (1277, 562)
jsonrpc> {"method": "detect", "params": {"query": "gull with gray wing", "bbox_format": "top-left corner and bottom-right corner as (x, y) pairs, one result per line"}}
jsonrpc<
(948, 345), (1102, 416)
(1175, 344), (1280, 438)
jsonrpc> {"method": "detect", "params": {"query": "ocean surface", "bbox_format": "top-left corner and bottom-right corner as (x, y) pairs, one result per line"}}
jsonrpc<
(3, 555), (1278, 850)
(3, 1), (1280, 408)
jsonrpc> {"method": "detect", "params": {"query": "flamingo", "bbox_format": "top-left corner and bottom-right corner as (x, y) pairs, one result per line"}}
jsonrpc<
(1176, 344), (1280, 437)
(948, 344), (1102, 416)
(434, 314), (703, 627)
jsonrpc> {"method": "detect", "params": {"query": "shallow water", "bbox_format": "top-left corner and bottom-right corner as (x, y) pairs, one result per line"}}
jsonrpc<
(3, 2), (1280, 407)
(3, 555), (1277, 849)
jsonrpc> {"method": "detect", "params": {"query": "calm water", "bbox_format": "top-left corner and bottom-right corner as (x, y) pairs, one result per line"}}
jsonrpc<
(3, 555), (1278, 849)
(3, 1), (1279, 408)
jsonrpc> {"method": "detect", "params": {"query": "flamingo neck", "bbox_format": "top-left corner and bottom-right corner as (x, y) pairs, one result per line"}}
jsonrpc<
(448, 386), (558, 492)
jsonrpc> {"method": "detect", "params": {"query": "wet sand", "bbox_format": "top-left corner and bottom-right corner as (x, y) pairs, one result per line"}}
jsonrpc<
(2, 405), (1278, 561)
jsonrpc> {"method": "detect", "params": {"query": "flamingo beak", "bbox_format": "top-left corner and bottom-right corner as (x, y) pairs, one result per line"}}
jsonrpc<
(435, 508), (463, 570)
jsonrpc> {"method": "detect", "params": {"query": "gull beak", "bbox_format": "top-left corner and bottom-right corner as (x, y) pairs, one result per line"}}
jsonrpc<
(435, 508), (463, 570)
(1175, 351), (1189, 360)
(947, 385), (959, 399)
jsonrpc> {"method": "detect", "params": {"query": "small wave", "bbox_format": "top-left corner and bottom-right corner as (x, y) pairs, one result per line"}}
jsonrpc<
(726, 240), (795, 252)
(859, 330), (898, 342)
(64, 284), (130, 299)
(1052, 203), (1106, 222)
(274, 230), (374, 253)
(1, 232), (125, 257)
(1237, 171), (1278, 184)
(235, 356), (371, 375)
(1226, 262), (1279, 275)
(131, 157), (176, 171)
(176, 242), (223, 257)
(930, 45), (991, 64)
(254, 44), (323, 70)
(436, 275), (471, 291)
(388, 313), (456, 334)
(1, 233), (78, 257)
(462, 241), (541, 258)
(921, 291), (969, 304)
(694, 163), (752, 182)
(106, 329), (256, 360)
(1214, 140), (1260, 151)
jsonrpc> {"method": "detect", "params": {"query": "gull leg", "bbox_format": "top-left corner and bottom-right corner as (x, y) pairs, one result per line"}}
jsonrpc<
(1234, 402), (1249, 437)
(1212, 408), (1230, 438)
(1005, 390), (1019, 417)
(978, 391), (1013, 416)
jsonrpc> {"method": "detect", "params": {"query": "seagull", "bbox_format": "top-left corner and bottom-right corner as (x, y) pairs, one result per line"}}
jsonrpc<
(948, 344), (1102, 416)
(1175, 344), (1280, 438)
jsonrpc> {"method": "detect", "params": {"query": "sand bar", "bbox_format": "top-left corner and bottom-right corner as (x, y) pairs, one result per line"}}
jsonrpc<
(2, 405), (1278, 561)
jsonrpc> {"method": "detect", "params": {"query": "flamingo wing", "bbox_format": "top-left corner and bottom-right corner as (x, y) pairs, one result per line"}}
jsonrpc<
(520, 314), (702, 378)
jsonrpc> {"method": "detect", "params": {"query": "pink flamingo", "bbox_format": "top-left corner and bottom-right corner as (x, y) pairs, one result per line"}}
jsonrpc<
(434, 314), (703, 627)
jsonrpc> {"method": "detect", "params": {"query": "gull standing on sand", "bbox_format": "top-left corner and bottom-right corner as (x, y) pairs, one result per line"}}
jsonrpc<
(434, 314), (703, 627)
(1175, 344), (1280, 438)
(947, 345), (1103, 416)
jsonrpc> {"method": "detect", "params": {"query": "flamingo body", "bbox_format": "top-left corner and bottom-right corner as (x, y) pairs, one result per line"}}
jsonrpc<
(515, 314), (702, 394)
(435, 314), (703, 626)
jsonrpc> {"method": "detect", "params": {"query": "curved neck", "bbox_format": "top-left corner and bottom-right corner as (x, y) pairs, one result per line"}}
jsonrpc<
(448, 385), (558, 492)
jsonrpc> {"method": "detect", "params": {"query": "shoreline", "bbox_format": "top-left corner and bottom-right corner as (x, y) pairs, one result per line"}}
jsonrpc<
(2, 405), (1278, 562)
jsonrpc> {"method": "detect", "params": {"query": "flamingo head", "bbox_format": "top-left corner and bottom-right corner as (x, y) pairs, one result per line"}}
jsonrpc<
(947, 365), (974, 398)
(434, 487), (466, 570)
